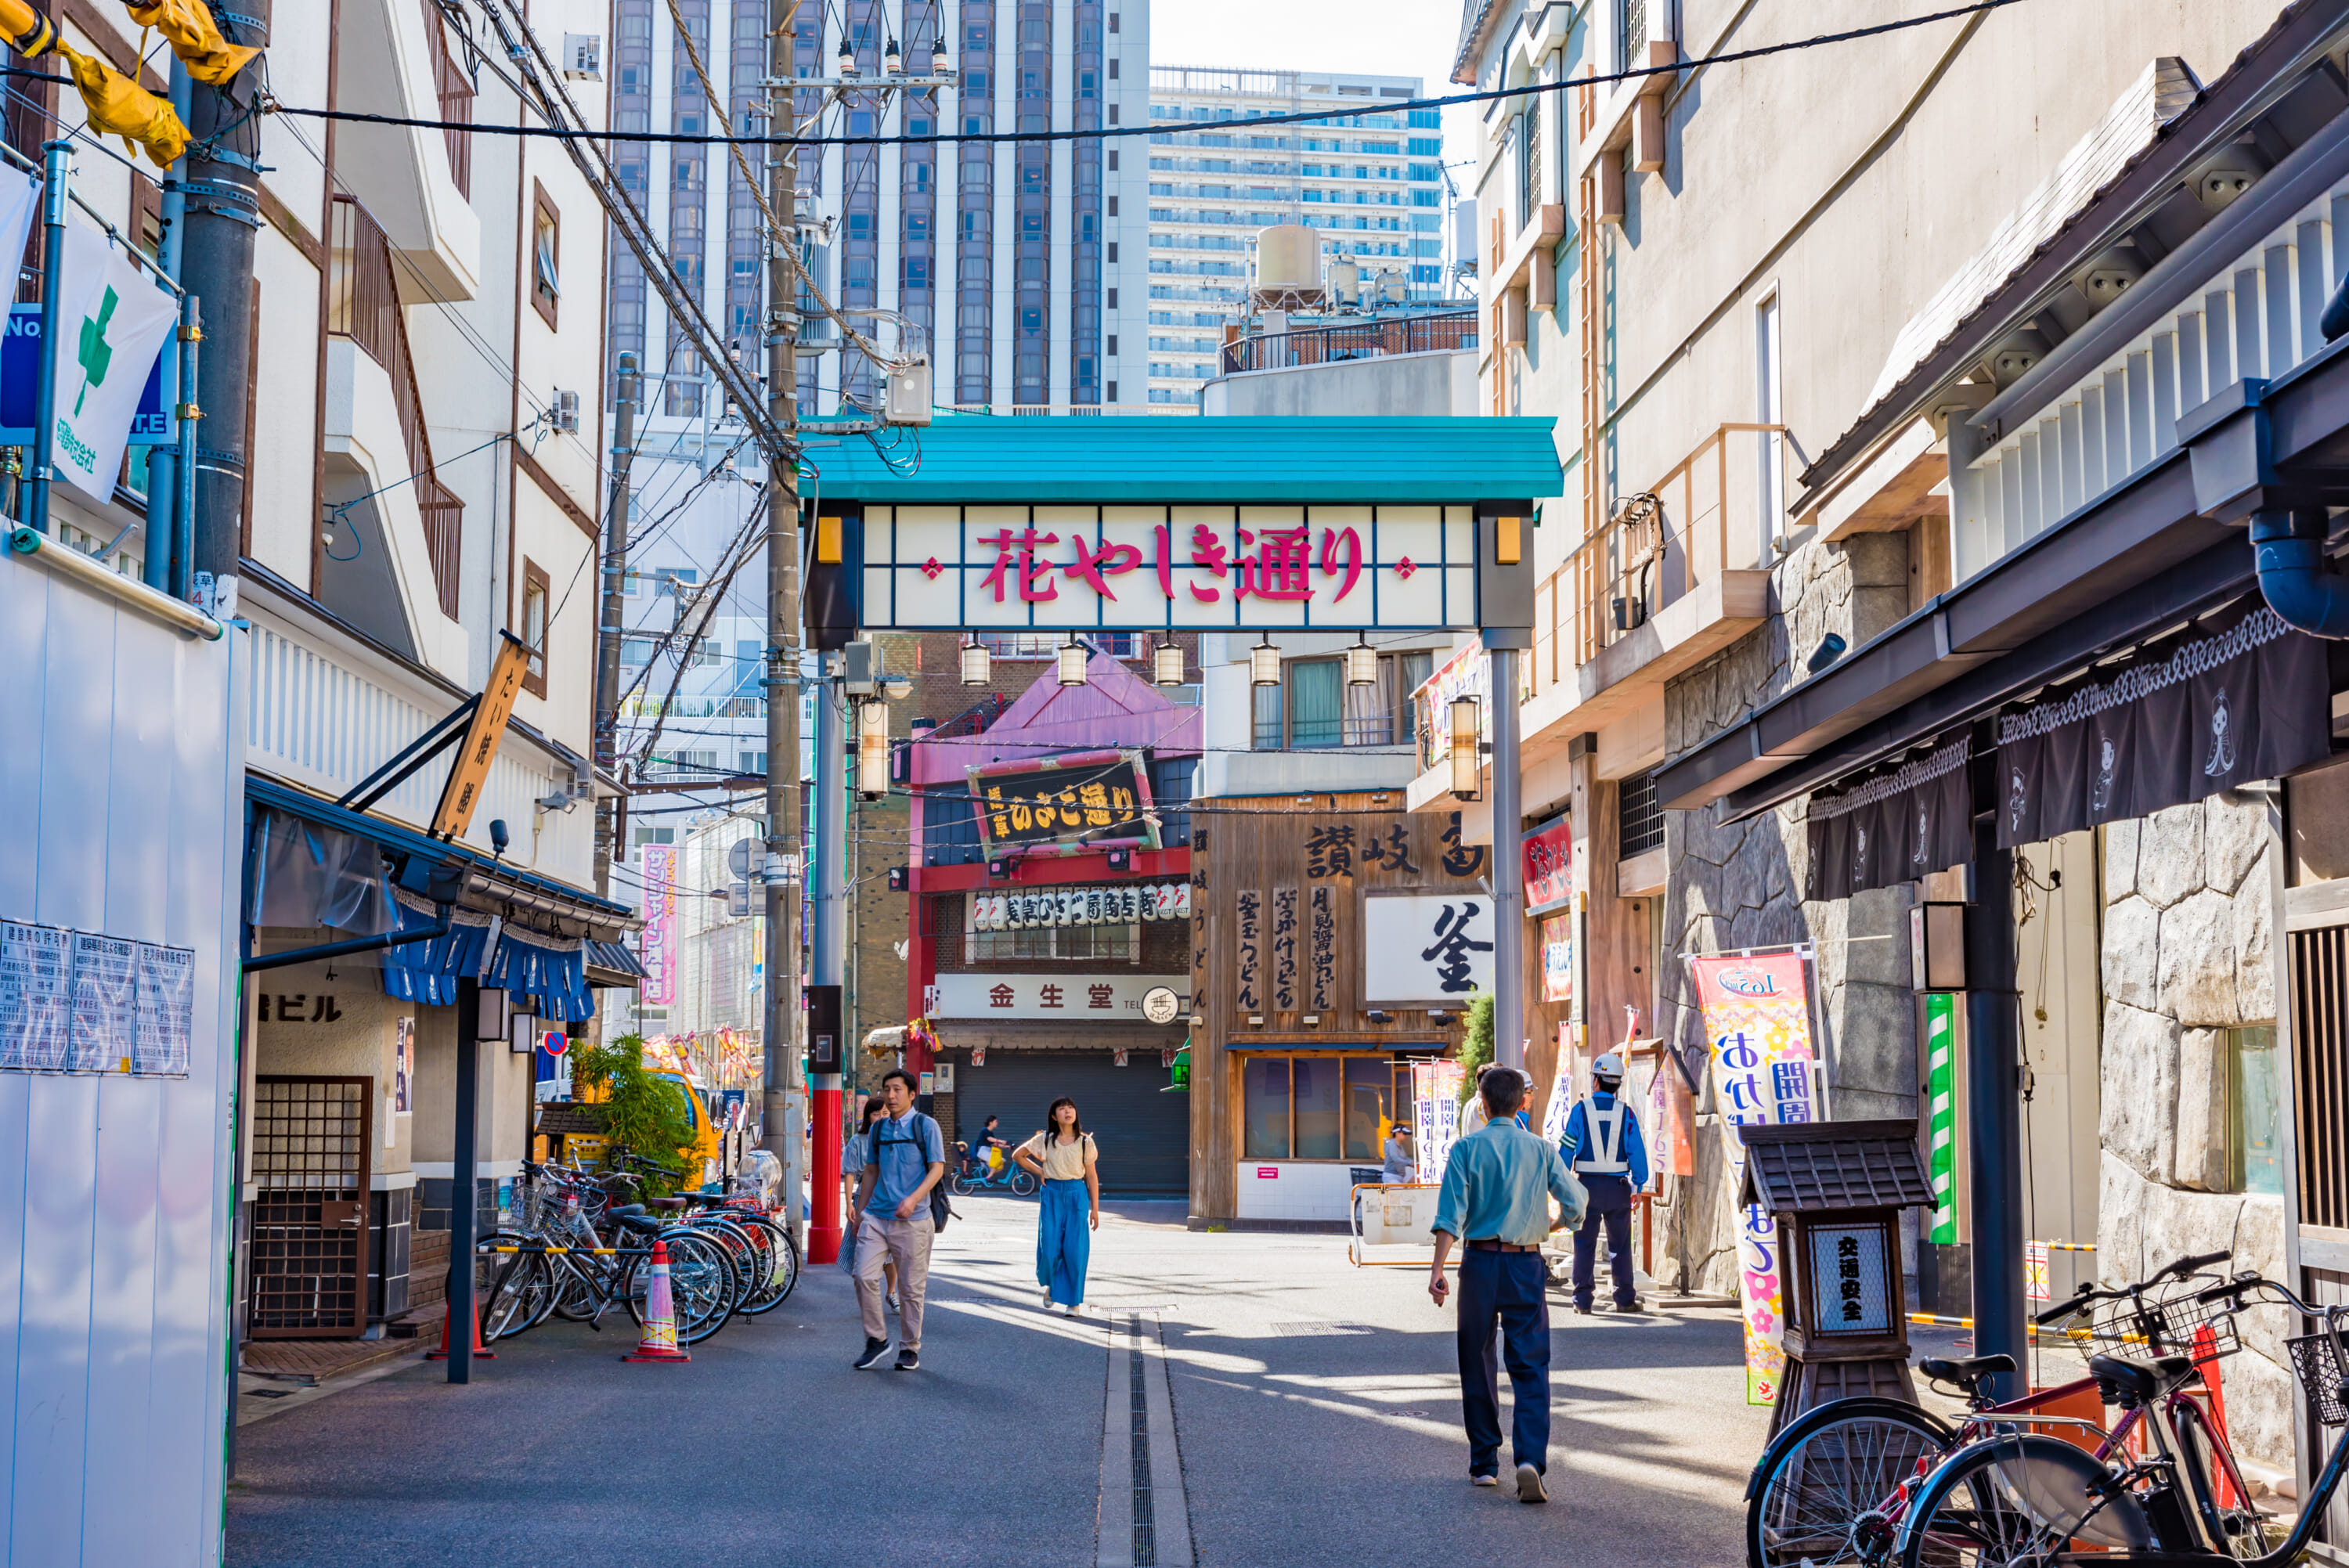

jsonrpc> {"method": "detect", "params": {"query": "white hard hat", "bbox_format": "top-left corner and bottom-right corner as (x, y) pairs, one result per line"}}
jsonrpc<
(1592, 1052), (1626, 1080)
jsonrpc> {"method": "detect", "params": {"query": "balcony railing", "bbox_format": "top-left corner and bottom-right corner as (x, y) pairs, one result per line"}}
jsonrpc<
(1530, 421), (1785, 697)
(1219, 310), (1478, 375)
(328, 196), (464, 622)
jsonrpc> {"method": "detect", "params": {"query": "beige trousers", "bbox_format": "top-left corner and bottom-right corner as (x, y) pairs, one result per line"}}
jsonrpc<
(853, 1209), (935, 1350)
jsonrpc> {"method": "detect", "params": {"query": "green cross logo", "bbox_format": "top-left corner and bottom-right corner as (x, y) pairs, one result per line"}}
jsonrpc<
(74, 286), (118, 417)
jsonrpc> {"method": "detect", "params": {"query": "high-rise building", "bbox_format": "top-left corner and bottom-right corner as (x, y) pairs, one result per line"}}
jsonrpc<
(1145, 67), (1446, 403)
(608, 0), (1153, 414)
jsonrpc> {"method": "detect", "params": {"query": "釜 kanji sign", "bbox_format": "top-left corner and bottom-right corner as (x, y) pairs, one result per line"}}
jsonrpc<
(1362, 892), (1497, 1005)
(930, 973), (1189, 1021)
(861, 505), (1481, 631)
(1690, 951), (1821, 1406)
(969, 750), (1157, 852)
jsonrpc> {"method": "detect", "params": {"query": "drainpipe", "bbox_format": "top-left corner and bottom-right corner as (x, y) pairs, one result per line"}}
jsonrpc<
(2250, 508), (2349, 637)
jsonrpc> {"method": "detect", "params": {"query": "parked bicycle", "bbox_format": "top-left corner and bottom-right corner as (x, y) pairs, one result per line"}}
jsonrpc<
(949, 1139), (1037, 1199)
(1744, 1248), (2307, 1566)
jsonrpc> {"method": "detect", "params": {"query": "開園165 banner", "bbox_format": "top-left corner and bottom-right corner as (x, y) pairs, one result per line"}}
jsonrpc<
(1688, 951), (1822, 1405)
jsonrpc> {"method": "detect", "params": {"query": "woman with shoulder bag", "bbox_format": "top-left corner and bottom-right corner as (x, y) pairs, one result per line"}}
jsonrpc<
(1013, 1097), (1099, 1316)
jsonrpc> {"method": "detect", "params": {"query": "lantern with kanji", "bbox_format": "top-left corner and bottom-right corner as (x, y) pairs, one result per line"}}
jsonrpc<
(1738, 1119), (1936, 1436)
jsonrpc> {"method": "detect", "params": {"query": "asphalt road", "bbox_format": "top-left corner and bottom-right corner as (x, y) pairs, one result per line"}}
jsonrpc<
(227, 1196), (1759, 1566)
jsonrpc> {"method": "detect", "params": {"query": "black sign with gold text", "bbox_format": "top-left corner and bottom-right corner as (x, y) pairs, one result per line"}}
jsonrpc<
(969, 749), (1160, 852)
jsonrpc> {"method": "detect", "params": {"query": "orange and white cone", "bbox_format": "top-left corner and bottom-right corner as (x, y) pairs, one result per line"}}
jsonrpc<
(622, 1238), (691, 1363)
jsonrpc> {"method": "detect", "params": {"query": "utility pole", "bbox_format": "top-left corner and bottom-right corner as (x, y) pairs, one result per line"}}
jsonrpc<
(180, 19), (265, 590)
(594, 352), (641, 897)
(760, 9), (806, 1248)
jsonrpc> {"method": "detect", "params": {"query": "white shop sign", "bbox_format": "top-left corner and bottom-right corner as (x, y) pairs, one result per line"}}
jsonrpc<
(1362, 892), (1497, 1006)
(933, 972), (1190, 1021)
(861, 505), (1481, 632)
(969, 882), (1189, 931)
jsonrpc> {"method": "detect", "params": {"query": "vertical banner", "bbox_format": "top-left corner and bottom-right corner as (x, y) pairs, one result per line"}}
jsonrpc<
(1540, 1024), (1575, 1140)
(1690, 952), (1822, 1405)
(49, 225), (175, 506)
(641, 845), (679, 1007)
(1412, 1058), (1466, 1180)
(1924, 991), (1958, 1243)
(0, 164), (38, 309)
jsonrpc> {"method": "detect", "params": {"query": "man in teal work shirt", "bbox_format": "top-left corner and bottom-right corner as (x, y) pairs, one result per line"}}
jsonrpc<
(1430, 1067), (1587, 1504)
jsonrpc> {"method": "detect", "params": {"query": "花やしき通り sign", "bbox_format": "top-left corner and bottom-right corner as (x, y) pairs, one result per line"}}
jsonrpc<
(969, 750), (1156, 852)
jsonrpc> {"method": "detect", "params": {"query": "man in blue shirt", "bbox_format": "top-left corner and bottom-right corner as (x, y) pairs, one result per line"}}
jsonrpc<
(1557, 1051), (1651, 1314)
(850, 1068), (946, 1371)
(1430, 1067), (1587, 1503)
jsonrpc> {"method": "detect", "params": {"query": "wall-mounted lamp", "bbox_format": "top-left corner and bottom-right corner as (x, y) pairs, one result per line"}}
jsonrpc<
(988, 856), (1014, 881)
(1301, 1015), (1320, 1027)
(1449, 696), (1482, 798)
(1106, 848), (1134, 871)
(857, 700), (889, 800)
(960, 636), (990, 687)
(1250, 633), (1280, 687)
(1153, 640), (1185, 686)
(1428, 1009), (1452, 1026)
(1365, 1009), (1393, 1024)
(1247, 1015), (1265, 1028)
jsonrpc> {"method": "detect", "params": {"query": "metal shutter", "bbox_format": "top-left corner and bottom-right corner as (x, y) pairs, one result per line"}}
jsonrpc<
(950, 1050), (1189, 1195)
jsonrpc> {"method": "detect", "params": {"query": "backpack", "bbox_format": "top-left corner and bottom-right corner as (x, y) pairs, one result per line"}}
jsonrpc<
(870, 1111), (955, 1233)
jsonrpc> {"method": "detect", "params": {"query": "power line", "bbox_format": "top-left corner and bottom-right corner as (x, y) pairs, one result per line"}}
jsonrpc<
(232, 0), (2028, 150)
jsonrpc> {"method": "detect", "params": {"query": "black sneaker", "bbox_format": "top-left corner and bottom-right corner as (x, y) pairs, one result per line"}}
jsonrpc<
(853, 1336), (892, 1370)
(894, 1347), (920, 1372)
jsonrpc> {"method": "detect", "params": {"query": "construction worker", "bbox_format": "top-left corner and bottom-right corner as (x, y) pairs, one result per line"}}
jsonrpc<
(1557, 1051), (1649, 1314)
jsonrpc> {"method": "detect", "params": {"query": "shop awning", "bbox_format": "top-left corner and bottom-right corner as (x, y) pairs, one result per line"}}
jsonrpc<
(1804, 736), (1972, 901)
(585, 940), (645, 989)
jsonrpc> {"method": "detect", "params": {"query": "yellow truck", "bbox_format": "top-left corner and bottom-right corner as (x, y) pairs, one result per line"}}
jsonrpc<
(567, 1068), (721, 1188)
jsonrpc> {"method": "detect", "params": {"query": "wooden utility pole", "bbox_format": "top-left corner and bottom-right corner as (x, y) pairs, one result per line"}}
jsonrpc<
(760, 5), (805, 1242)
(594, 352), (640, 896)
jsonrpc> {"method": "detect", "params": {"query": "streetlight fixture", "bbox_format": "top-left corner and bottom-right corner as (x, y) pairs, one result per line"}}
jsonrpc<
(960, 636), (990, 687)
(1344, 633), (1377, 688)
(1250, 633), (1281, 687)
(1449, 695), (1482, 798)
(1057, 635), (1090, 687)
(1153, 640), (1185, 687)
(857, 699), (890, 799)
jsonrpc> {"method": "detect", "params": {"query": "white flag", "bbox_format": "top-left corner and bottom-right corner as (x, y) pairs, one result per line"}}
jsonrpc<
(0, 164), (36, 308)
(49, 223), (174, 506)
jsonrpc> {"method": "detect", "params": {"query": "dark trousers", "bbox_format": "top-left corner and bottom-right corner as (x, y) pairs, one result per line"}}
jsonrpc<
(1455, 1249), (1551, 1476)
(1572, 1173), (1636, 1310)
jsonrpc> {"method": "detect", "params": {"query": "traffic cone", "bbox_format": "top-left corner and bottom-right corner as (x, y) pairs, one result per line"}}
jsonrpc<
(424, 1263), (496, 1361)
(622, 1238), (691, 1363)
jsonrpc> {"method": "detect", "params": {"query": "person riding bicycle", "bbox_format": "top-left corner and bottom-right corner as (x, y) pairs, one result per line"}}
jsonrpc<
(965, 1115), (1009, 1177)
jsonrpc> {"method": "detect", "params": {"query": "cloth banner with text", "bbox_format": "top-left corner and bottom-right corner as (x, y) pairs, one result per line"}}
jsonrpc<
(1412, 1058), (1466, 1184)
(1689, 951), (1822, 1405)
(1997, 599), (2329, 848)
(1805, 736), (1972, 901)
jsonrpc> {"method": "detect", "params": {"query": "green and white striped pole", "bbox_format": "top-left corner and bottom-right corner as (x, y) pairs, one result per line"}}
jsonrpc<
(1925, 991), (1957, 1244)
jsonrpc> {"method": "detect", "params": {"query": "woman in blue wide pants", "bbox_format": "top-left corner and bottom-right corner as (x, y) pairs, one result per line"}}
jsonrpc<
(1014, 1098), (1099, 1315)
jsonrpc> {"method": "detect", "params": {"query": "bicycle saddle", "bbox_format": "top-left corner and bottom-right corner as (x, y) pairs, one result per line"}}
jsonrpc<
(608, 1210), (666, 1235)
(1917, 1353), (2016, 1387)
(648, 1196), (686, 1211)
(2088, 1353), (2196, 1404)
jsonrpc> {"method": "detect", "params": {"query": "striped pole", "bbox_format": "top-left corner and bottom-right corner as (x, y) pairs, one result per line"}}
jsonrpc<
(1925, 992), (1958, 1244)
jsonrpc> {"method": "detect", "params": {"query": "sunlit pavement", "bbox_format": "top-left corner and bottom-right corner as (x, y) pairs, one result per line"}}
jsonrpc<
(226, 1195), (1759, 1567)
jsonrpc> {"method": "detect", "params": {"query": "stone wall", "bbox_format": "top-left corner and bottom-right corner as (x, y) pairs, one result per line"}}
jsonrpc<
(2098, 795), (2290, 1469)
(1654, 531), (1916, 1295)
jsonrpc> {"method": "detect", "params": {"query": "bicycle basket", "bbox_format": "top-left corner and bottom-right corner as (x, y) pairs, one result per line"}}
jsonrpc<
(2089, 1286), (2243, 1361)
(2287, 1325), (2349, 1426)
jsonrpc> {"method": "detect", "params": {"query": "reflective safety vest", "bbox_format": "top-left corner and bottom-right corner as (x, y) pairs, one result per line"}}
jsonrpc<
(1570, 1094), (1629, 1175)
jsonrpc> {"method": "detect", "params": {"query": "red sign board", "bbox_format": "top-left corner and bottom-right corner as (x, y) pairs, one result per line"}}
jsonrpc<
(1523, 816), (1574, 914)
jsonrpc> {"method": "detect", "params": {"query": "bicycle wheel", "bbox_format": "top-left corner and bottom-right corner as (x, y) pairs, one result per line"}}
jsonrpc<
(949, 1171), (977, 1199)
(476, 1232), (555, 1341)
(1010, 1169), (1038, 1198)
(1896, 1433), (2157, 1567)
(734, 1213), (799, 1315)
(687, 1214), (762, 1315)
(1747, 1397), (1955, 1566)
(2168, 1393), (2276, 1557)
(547, 1253), (602, 1321)
(624, 1228), (740, 1345)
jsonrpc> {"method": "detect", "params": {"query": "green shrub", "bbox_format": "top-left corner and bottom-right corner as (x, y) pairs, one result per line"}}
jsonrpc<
(1457, 990), (1494, 1103)
(569, 1033), (697, 1195)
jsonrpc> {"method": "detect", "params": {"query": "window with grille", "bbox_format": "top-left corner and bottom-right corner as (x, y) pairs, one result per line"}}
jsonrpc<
(1517, 106), (1541, 229)
(1619, 0), (1648, 72)
(1618, 770), (1664, 857)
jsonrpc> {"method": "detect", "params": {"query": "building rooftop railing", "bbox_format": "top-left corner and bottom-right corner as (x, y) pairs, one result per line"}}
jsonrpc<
(1219, 309), (1478, 376)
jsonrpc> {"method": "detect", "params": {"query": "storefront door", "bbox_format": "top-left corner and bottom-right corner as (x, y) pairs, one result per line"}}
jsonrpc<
(247, 1076), (374, 1338)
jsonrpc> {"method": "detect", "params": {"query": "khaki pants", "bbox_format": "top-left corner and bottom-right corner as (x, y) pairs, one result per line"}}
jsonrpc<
(854, 1209), (934, 1350)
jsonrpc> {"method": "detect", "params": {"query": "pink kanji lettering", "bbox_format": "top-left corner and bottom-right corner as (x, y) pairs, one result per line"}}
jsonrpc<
(1243, 525), (1314, 601)
(1066, 535), (1144, 600)
(1152, 523), (1174, 600)
(977, 527), (1062, 603)
(1319, 526), (1363, 601)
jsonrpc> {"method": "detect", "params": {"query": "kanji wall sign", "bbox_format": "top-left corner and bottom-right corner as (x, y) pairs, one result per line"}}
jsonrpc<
(1360, 892), (1498, 1005)
(931, 972), (1191, 1021)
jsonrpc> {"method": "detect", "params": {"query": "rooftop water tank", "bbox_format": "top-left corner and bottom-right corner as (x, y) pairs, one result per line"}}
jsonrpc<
(1251, 224), (1326, 310)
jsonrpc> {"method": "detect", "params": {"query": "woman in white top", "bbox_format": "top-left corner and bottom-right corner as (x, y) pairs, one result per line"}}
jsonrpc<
(1013, 1097), (1099, 1315)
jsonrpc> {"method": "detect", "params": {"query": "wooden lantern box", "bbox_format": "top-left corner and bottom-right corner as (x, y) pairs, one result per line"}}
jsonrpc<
(1737, 1119), (1937, 1440)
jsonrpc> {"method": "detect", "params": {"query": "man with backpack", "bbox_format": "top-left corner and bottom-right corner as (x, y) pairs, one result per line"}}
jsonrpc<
(850, 1067), (947, 1371)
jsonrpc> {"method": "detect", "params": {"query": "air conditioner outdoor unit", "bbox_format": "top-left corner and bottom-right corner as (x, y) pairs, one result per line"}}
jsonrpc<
(562, 33), (602, 79)
(551, 389), (580, 431)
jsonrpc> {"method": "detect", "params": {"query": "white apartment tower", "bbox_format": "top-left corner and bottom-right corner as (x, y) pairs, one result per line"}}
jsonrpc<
(1146, 67), (1445, 403)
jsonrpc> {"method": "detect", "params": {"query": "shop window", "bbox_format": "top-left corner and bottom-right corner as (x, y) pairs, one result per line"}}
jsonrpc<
(1241, 1054), (1413, 1159)
(1254, 653), (1430, 750)
(2228, 1026), (2283, 1196)
(965, 923), (1137, 962)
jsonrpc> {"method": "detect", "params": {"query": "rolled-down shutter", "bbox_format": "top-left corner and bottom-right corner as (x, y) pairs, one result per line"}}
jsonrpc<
(948, 1050), (1189, 1195)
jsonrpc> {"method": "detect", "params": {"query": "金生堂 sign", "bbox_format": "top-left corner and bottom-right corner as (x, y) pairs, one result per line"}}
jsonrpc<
(1690, 951), (1821, 1405)
(932, 972), (1190, 1021)
(862, 506), (1481, 631)
(1363, 892), (1496, 1005)
(970, 750), (1156, 852)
